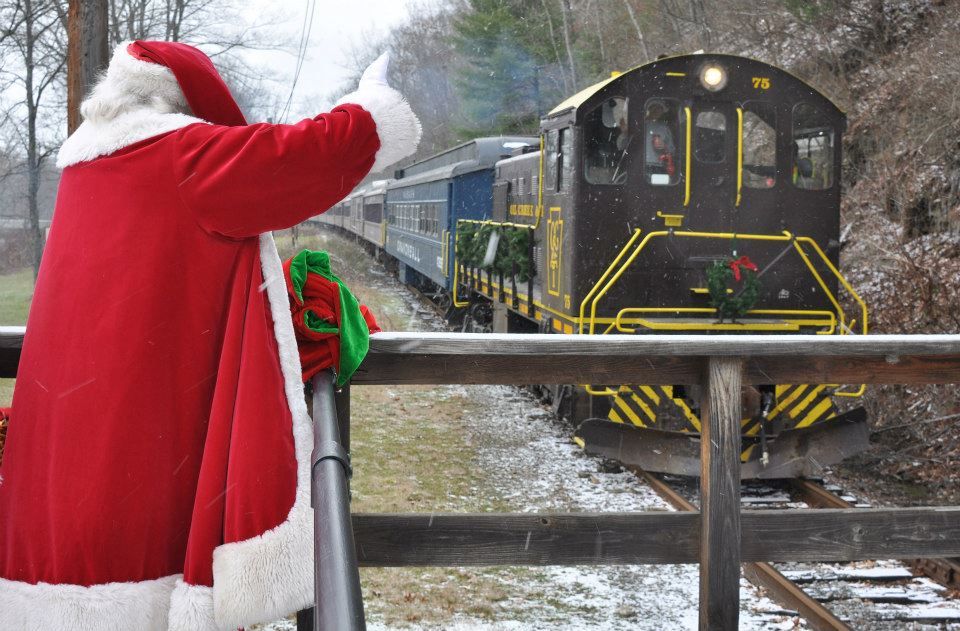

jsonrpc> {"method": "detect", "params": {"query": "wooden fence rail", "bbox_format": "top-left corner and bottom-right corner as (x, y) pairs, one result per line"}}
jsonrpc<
(2, 327), (960, 630)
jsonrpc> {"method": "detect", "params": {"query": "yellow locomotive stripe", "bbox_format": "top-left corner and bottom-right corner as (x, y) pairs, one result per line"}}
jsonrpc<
(795, 397), (834, 429)
(741, 444), (756, 462)
(768, 385), (808, 419)
(609, 408), (625, 424)
(629, 392), (657, 423)
(741, 417), (762, 436)
(639, 385), (661, 406)
(613, 396), (646, 427)
(789, 385), (827, 419)
(664, 386), (702, 431)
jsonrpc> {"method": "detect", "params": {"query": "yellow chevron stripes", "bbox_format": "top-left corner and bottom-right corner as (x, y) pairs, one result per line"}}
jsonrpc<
(771, 384), (837, 430)
(612, 395), (646, 427)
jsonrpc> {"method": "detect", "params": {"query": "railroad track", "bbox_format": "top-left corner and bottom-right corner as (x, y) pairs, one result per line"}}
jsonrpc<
(317, 224), (960, 627)
(632, 468), (960, 630)
(790, 478), (960, 593)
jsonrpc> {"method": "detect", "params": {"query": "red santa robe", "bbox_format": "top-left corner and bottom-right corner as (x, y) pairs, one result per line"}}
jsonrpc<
(0, 41), (420, 631)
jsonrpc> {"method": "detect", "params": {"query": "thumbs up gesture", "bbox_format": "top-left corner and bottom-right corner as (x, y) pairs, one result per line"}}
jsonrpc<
(359, 52), (391, 89)
(336, 50), (422, 173)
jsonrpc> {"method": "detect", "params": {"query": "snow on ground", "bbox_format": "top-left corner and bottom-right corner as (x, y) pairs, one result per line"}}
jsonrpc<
(384, 384), (802, 630)
(259, 228), (803, 629)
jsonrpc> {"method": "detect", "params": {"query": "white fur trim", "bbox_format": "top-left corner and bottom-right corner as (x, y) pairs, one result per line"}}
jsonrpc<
(168, 580), (224, 631)
(337, 84), (422, 173)
(57, 109), (205, 168)
(0, 237), (314, 630)
(209, 233), (314, 628)
(57, 41), (203, 168)
(0, 574), (179, 631)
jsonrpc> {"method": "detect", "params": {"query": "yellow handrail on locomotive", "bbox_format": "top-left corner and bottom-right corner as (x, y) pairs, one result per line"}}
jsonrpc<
(582, 229), (867, 337)
(736, 107), (743, 207)
(577, 228), (643, 334)
(683, 107), (692, 207)
(579, 228), (869, 398)
(611, 308), (838, 335)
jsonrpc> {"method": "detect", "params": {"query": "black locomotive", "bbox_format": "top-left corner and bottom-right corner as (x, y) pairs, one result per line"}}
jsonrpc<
(316, 53), (869, 479)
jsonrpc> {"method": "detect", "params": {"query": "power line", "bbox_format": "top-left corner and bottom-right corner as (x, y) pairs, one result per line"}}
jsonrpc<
(279, 0), (316, 123)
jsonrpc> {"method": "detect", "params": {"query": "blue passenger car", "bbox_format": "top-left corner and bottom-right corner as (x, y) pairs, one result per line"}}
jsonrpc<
(384, 137), (536, 290)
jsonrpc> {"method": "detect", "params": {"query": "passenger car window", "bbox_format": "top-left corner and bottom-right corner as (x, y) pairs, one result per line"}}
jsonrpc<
(742, 102), (776, 189)
(584, 97), (629, 185)
(643, 98), (680, 186)
(694, 110), (726, 163)
(792, 103), (835, 190)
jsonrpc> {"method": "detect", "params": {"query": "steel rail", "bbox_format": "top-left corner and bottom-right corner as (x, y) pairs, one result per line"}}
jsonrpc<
(790, 478), (960, 591)
(631, 467), (850, 631)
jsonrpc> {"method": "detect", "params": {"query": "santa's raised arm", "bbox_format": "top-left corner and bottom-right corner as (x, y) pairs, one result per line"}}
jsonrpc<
(0, 40), (419, 631)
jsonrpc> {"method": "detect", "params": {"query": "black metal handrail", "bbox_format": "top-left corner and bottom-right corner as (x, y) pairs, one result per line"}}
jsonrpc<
(298, 370), (365, 631)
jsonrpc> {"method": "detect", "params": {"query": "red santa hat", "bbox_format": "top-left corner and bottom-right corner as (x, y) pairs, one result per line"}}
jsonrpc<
(125, 40), (246, 126)
(78, 40), (243, 127)
(61, 40), (248, 167)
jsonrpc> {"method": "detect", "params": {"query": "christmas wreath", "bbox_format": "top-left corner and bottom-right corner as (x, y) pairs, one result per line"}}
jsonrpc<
(456, 223), (534, 281)
(707, 255), (760, 321)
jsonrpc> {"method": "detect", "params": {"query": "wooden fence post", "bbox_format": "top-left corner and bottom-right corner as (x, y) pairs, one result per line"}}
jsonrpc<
(699, 356), (743, 630)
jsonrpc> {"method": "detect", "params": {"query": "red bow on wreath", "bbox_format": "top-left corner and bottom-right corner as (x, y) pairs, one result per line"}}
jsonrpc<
(728, 255), (758, 281)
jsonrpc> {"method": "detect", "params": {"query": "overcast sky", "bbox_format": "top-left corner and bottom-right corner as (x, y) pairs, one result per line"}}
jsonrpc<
(243, 0), (414, 120)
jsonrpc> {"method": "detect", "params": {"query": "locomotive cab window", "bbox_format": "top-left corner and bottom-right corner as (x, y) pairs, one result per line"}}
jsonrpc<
(742, 102), (777, 189)
(643, 98), (681, 186)
(792, 103), (835, 190)
(584, 97), (629, 185)
(694, 110), (726, 163)
(545, 130), (558, 190)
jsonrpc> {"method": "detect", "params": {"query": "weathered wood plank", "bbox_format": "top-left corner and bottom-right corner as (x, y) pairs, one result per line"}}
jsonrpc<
(700, 356), (743, 631)
(3, 328), (960, 383)
(351, 353), (960, 386)
(350, 508), (960, 566)
(353, 353), (706, 385)
(365, 332), (960, 357)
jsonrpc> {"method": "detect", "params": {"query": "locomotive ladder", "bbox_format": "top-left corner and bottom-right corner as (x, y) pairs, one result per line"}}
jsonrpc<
(3, 329), (960, 630)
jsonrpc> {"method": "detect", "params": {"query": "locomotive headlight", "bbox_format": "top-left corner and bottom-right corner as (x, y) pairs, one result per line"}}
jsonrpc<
(699, 64), (727, 91)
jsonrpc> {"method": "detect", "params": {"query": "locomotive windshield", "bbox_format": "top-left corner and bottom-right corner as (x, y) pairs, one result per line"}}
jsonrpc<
(643, 98), (680, 186)
(742, 101), (777, 189)
(694, 110), (726, 163)
(583, 97), (629, 185)
(792, 103), (835, 190)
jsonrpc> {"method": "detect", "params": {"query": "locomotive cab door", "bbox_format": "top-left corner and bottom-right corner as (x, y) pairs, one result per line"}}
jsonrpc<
(685, 102), (739, 236)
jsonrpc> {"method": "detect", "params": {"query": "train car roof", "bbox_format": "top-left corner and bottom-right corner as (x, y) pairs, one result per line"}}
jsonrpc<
(388, 137), (538, 189)
(365, 179), (393, 194)
(396, 136), (538, 181)
(545, 53), (843, 123)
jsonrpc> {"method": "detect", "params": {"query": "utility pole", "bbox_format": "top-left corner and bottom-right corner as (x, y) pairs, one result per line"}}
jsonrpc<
(67, 0), (109, 134)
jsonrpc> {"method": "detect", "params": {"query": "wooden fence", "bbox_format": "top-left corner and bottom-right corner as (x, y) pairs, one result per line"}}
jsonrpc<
(2, 329), (960, 629)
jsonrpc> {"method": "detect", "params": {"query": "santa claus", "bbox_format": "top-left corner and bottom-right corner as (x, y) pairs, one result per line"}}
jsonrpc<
(0, 40), (420, 630)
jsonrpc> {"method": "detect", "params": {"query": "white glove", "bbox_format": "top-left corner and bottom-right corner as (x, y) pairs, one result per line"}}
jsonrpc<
(336, 49), (421, 172)
(359, 52), (391, 89)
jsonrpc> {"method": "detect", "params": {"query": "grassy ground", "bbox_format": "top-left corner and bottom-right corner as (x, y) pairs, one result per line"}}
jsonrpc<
(0, 267), (32, 405)
(272, 226), (532, 626)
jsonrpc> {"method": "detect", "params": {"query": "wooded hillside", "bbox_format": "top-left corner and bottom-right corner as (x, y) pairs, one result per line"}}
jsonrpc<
(357, 0), (960, 496)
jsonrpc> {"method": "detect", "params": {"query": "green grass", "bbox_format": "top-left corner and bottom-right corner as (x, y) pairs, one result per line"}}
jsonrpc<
(0, 267), (32, 405)
(0, 267), (33, 325)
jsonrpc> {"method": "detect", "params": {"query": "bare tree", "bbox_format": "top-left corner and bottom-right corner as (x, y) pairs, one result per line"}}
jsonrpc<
(621, 0), (650, 62)
(0, 0), (68, 279)
(557, 0), (578, 88)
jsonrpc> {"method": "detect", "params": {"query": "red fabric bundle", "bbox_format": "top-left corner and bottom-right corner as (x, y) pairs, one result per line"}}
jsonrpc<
(282, 257), (380, 383)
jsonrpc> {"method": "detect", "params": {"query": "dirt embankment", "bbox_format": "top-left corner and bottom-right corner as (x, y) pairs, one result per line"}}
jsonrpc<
(728, 0), (960, 504)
